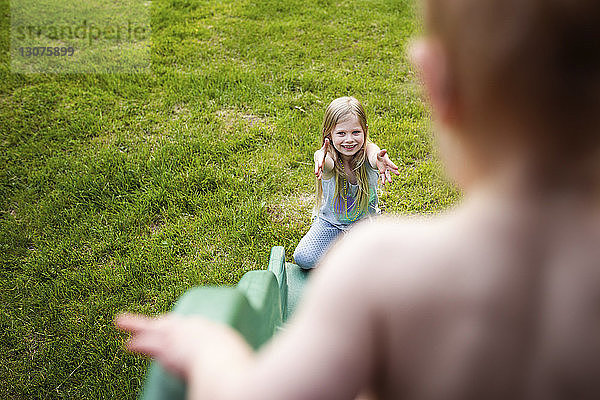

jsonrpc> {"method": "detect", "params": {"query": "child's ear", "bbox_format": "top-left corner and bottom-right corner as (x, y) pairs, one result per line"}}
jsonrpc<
(409, 39), (460, 127)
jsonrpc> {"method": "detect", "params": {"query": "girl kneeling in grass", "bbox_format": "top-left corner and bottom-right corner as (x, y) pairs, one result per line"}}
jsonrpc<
(293, 96), (399, 269)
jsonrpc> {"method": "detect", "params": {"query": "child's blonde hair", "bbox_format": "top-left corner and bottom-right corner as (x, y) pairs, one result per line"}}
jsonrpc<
(316, 97), (371, 217)
(426, 0), (600, 160)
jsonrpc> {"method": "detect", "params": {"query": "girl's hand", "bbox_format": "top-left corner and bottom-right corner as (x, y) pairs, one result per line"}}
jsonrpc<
(314, 138), (330, 180)
(376, 149), (400, 185)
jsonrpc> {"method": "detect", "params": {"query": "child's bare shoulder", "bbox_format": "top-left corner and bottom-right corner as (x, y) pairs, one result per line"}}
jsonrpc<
(320, 213), (475, 305)
(342, 215), (461, 273)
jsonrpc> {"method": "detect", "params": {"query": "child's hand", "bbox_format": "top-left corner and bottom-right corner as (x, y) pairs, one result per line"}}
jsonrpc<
(376, 149), (400, 184)
(314, 138), (330, 180)
(114, 313), (253, 383)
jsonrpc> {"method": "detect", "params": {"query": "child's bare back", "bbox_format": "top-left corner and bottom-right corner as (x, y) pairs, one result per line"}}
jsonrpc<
(325, 184), (600, 399)
(204, 181), (600, 399)
(116, 177), (600, 400)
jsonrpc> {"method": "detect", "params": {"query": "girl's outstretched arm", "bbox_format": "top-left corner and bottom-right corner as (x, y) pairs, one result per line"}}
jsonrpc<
(314, 138), (335, 180)
(366, 142), (400, 184)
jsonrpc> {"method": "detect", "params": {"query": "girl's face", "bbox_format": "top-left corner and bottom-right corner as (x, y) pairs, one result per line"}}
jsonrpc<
(330, 114), (365, 160)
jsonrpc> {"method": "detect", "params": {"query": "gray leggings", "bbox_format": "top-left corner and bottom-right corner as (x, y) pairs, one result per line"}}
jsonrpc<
(293, 217), (345, 269)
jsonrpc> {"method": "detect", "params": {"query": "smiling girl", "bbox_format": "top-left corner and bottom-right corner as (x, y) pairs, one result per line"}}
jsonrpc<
(292, 96), (399, 269)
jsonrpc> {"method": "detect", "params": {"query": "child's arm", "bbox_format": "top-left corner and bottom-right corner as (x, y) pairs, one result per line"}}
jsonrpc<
(115, 225), (384, 400)
(314, 138), (335, 180)
(366, 142), (400, 184)
(114, 312), (254, 398)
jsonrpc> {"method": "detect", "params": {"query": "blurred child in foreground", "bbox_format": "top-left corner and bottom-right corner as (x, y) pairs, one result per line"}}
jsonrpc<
(116, 0), (600, 398)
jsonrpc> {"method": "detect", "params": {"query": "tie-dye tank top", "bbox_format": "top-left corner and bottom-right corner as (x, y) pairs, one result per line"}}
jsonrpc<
(317, 165), (380, 230)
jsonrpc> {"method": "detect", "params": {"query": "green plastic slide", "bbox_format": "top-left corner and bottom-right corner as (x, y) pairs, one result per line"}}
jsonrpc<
(138, 246), (310, 400)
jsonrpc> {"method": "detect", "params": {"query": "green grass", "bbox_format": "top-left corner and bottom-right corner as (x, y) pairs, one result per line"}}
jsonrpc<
(0, 0), (460, 398)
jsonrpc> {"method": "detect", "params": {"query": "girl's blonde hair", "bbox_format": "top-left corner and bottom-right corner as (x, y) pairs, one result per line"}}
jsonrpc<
(316, 97), (371, 217)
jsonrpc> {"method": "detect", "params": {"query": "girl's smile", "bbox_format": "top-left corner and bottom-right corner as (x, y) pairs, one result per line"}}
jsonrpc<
(331, 114), (365, 159)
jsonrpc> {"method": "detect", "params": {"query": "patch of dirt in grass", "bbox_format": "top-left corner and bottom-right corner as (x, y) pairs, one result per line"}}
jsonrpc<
(170, 103), (189, 120)
(25, 330), (51, 362)
(377, 185), (394, 213)
(216, 109), (269, 133)
(26, 332), (39, 360)
(185, 238), (229, 265)
(266, 192), (315, 227)
(140, 293), (159, 307)
(90, 98), (174, 152)
(148, 220), (163, 235)
(2, 204), (22, 223)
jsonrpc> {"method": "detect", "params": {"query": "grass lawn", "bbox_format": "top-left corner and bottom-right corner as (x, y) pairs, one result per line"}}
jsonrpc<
(0, 0), (459, 398)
